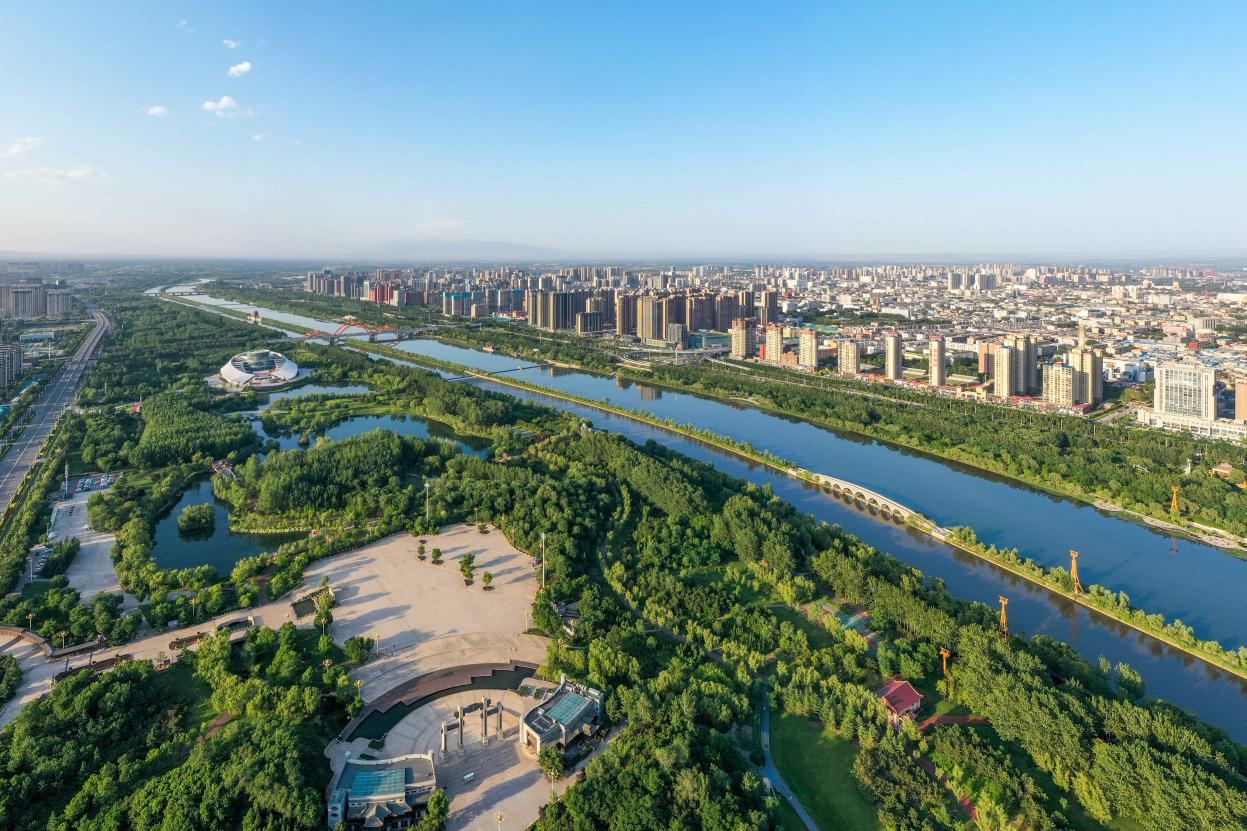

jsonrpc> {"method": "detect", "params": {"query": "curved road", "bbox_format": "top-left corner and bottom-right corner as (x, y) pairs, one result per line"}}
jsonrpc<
(0, 308), (110, 515)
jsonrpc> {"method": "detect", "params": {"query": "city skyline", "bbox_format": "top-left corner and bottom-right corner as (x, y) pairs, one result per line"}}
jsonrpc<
(4, 2), (1247, 259)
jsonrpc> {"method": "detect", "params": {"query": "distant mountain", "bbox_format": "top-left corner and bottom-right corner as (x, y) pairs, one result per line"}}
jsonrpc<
(368, 238), (578, 262)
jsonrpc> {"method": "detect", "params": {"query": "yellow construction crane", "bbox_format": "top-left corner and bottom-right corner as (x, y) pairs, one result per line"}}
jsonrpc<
(939, 646), (951, 676)
(998, 596), (1009, 638)
(1171, 484), (1181, 514)
(1070, 549), (1083, 594)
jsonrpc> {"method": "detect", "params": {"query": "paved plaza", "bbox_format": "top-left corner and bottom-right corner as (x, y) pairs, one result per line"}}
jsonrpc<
(307, 524), (546, 701)
(2, 524), (546, 728)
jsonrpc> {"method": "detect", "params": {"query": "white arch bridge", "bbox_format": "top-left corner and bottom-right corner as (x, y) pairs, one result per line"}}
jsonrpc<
(791, 469), (923, 525)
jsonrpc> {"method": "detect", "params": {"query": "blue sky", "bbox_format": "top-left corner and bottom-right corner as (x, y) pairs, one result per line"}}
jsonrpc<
(1, 2), (1245, 258)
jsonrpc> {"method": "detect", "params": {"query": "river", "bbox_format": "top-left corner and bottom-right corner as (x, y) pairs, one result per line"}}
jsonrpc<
(173, 291), (1247, 741)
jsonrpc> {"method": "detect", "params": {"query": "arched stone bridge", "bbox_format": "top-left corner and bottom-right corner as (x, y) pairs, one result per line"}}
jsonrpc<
(792, 469), (919, 524)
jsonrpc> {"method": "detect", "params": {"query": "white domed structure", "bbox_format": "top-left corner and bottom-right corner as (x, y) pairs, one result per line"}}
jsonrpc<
(220, 349), (298, 390)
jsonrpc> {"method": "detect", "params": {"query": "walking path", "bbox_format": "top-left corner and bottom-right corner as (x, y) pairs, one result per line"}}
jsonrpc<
(758, 688), (818, 831)
(917, 714), (990, 732)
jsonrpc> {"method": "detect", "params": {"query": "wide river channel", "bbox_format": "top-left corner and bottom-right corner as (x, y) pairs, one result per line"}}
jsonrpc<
(174, 292), (1247, 742)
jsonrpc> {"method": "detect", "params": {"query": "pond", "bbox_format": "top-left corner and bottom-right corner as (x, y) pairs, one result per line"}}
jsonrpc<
(257, 412), (491, 456)
(150, 476), (304, 577)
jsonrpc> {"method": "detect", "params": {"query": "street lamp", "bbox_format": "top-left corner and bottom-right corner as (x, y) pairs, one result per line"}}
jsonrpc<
(424, 481), (431, 527)
(541, 532), (546, 589)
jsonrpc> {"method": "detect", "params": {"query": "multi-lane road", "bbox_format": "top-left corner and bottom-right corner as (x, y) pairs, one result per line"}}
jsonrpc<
(0, 308), (111, 517)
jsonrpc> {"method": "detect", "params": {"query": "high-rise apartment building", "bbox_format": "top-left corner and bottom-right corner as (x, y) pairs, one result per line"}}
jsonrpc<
(838, 340), (860, 375)
(45, 289), (72, 319)
(730, 318), (757, 359)
(575, 311), (605, 335)
(977, 341), (994, 375)
(883, 332), (903, 380)
(1042, 362), (1078, 407)
(994, 344), (1017, 398)
(714, 294), (740, 331)
(636, 296), (664, 342)
(798, 328), (819, 369)
(1002, 334), (1037, 394)
(764, 324), (784, 364)
(1068, 345), (1104, 405)
(0, 344), (22, 388)
(615, 293), (638, 337)
(759, 290), (778, 327)
(928, 336), (946, 387)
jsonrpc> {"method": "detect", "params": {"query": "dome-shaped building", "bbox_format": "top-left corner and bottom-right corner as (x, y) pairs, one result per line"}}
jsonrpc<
(219, 349), (298, 390)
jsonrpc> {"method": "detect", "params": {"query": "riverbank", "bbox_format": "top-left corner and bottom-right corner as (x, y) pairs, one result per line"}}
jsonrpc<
(164, 292), (1247, 683)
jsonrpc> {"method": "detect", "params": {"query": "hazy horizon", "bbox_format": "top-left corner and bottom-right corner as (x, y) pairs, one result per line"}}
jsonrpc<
(4, 2), (1247, 259)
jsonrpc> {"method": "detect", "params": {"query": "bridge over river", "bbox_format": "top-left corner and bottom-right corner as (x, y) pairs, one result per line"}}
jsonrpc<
(792, 468), (939, 528)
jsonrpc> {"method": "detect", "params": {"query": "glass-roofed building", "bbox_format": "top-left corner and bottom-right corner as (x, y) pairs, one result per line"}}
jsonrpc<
(326, 752), (437, 830)
(520, 676), (603, 754)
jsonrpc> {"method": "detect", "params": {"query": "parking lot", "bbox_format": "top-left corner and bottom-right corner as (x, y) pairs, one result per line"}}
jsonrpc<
(57, 481), (136, 608)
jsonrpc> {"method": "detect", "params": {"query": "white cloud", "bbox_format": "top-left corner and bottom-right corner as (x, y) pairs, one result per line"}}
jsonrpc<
(228, 60), (252, 78)
(223, 39), (240, 49)
(4, 165), (104, 184)
(0, 136), (41, 158)
(202, 95), (253, 118)
(174, 20), (194, 32)
(144, 105), (170, 118)
(251, 133), (265, 141)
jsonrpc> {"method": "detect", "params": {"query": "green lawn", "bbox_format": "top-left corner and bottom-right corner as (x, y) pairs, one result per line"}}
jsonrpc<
(771, 605), (840, 650)
(20, 581), (55, 600)
(772, 793), (809, 831)
(771, 714), (880, 831)
(151, 662), (216, 732)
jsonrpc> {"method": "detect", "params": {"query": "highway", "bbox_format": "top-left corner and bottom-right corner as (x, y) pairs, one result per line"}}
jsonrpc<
(0, 309), (111, 518)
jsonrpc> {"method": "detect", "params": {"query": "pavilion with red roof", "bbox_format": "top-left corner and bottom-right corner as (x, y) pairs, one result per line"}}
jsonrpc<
(876, 678), (923, 724)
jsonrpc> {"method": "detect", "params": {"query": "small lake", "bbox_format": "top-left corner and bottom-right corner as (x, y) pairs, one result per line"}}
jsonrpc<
(150, 477), (303, 577)
(257, 412), (491, 456)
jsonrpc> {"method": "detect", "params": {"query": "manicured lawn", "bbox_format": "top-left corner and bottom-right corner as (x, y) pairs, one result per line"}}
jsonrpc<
(772, 793), (809, 831)
(20, 581), (55, 599)
(771, 604), (840, 650)
(771, 714), (880, 831)
(152, 662), (216, 732)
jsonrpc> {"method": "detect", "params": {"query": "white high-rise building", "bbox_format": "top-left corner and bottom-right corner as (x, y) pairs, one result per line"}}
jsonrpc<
(883, 332), (902, 380)
(798, 328), (819, 369)
(928, 336), (946, 388)
(1137, 361), (1247, 441)
(1155, 362), (1215, 421)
